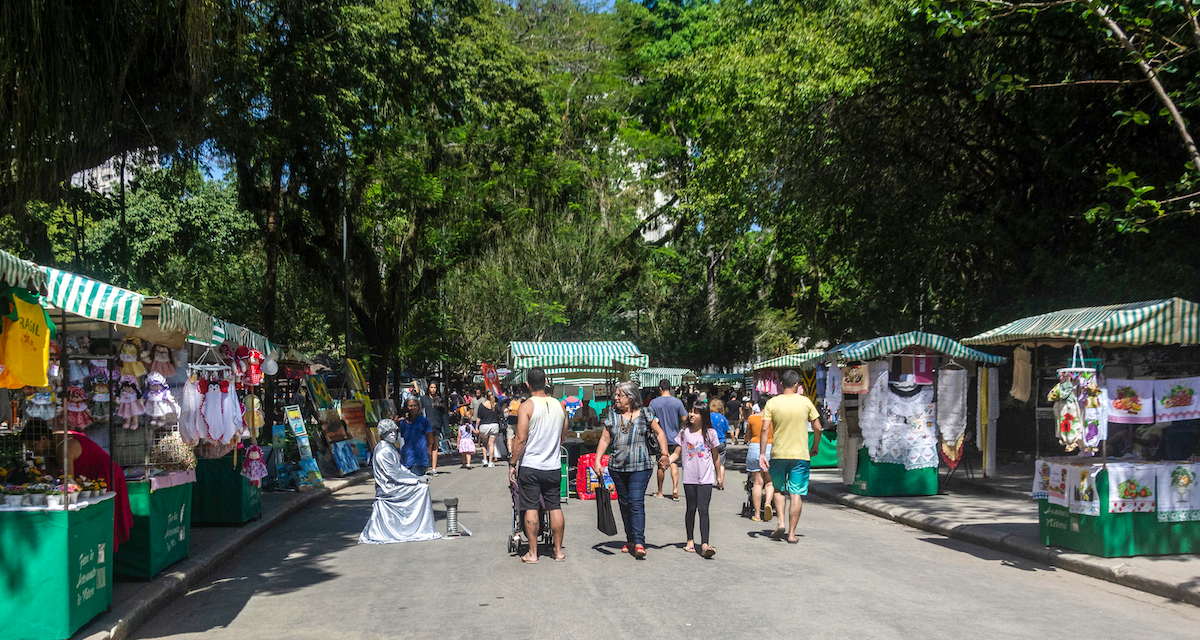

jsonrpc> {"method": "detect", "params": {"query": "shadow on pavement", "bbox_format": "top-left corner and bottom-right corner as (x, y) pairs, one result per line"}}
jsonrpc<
(918, 536), (1055, 573)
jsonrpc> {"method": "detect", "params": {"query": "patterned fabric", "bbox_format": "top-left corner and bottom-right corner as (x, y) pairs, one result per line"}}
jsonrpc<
(858, 366), (891, 461)
(754, 351), (825, 371)
(1068, 464), (1101, 516)
(842, 365), (868, 394)
(834, 331), (1006, 365)
(1154, 377), (1200, 423)
(1156, 462), (1200, 522)
(42, 267), (145, 327)
(604, 407), (655, 472)
(1105, 379), (1154, 424)
(1032, 458), (1050, 500)
(879, 384), (938, 470)
(0, 249), (46, 291)
(962, 297), (1200, 348)
(158, 297), (214, 343)
(937, 368), (969, 467)
(508, 341), (648, 370)
(1107, 463), (1157, 513)
(633, 368), (694, 387)
(1047, 463), (1069, 507)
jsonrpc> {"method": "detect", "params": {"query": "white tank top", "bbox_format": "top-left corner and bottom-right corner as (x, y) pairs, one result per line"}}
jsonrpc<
(523, 396), (565, 471)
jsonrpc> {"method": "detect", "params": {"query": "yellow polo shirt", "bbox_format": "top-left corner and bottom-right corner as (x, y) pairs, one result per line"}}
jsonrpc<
(762, 393), (819, 460)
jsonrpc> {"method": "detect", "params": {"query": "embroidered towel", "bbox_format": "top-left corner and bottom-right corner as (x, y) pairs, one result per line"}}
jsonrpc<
(937, 368), (968, 466)
(1157, 462), (1200, 522)
(1047, 463), (1069, 507)
(1083, 388), (1109, 450)
(1032, 459), (1050, 500)
(859, 367), (891, 460)
(1154, 377), (1200, 423)
(1107, 463), (1157, 513)
(1068, 464), (1101, 516)
(842, 365), (868, 394)
(1010, 346), (1032, 403)
(1105, 379), (1155, 424)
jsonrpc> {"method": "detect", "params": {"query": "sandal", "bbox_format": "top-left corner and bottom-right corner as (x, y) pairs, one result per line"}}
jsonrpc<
(701, 545), (716, 559)
(671, 493), (680, 502)
(684, 544), (696, 553)
(621, 545), (629, 553)
(750, 516), (762, 522)
(769, 528), (786, 541)
(632, 544), (647, 559)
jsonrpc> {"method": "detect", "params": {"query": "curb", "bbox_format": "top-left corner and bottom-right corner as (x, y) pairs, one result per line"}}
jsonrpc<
(809, 483), (1200, 607)
(953, 478), (1032, 501)
(77, 471), (374, 640)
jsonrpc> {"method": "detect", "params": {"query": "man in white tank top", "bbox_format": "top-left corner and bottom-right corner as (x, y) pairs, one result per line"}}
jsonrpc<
(510, 367), (569, 563)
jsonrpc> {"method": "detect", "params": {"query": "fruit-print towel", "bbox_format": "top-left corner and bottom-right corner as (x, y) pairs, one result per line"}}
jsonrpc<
(1107, 463), (1158, 513)
(1032, 458), (1051, 501)
(1156, 462), (1200, 523)
(1153, 377), (1200, 423)
(1105, 379), (1155, 424)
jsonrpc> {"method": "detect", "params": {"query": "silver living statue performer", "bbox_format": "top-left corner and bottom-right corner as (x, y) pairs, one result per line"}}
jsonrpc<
(358, 419), (441, 544)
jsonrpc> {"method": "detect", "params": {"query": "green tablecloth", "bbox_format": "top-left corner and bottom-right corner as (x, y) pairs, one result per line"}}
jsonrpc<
(192, 456), (262, 525)
(810, 430), (838, 468)
(114, 481), (192, 579)
(847, 447), (938, 496)
(0, 496), (115, 640)
(1039, 469), (1200, 557)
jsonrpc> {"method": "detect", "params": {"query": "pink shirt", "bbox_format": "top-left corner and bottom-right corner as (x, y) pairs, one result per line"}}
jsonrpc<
(675, 427), (720, 485)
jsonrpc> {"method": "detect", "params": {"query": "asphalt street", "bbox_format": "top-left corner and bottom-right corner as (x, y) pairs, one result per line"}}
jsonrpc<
(132, 451), (1200, 640)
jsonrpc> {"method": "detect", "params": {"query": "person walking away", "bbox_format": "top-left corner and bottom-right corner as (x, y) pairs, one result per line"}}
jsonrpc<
(745, 396), (774, 521)
(668, 400), (724, 558)
(420, 382), (448, 475)
(757, 371), (822, 543)
(594, 381), (670, 559)
(458, 419), (477, 468)
(510, 368), (570, 563)
(708, 398), (730, 465)
(726, 394), (742, 442)
(399, 397), (435, 476)
(470, 388), (485, 423)
(506, 393), (522, 458)
(648, 379), (688, 501)
(476, 392), (502, 467)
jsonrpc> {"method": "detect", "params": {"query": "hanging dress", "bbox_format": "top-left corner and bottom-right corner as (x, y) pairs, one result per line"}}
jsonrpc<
(179, 376), (205, 443)
(201, 379), (228, 442)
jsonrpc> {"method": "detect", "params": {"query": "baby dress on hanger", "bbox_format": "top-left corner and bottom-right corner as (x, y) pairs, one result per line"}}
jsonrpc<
(201, 378), (229, 443)
(179, 375), (205, 443)
(25, 389), (57, 421)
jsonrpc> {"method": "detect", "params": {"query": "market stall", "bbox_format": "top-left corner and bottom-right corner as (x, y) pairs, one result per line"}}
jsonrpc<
(752, 352), (838, 468)
(824, 332), (1007, 496)
(964, 298), (1200, 557)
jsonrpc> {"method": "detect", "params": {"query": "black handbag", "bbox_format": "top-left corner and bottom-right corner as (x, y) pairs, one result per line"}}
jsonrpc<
(596, 481), (618, 536)
(642, 408), (662, 458)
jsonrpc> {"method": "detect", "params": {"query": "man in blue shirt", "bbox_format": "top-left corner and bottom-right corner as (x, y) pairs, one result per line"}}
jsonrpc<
(648, 379), (688, 501)
(398, 397), (434, 476)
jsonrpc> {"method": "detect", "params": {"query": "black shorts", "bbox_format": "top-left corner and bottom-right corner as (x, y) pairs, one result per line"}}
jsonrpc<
(668, 444), (681, 466)
(518, 467), (562, 512)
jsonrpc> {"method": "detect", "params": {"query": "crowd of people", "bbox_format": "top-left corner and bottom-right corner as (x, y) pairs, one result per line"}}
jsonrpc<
(384, 367), (823, 561)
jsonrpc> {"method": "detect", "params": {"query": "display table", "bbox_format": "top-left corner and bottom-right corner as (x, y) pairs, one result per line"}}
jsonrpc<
(0, 494), (115, 640)
(192, 456), (262, 525)
(1039, 468), (1200, 557)
(847, 447), (938, 496)
(114, 476), (193, 579)
(810, 430), (838, 468)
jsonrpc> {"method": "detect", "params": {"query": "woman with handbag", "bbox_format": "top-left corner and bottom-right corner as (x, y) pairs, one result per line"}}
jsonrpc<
(594, 381), (670, 559)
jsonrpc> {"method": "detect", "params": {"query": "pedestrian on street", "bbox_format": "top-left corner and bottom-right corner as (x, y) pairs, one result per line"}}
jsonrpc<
(420, 381), (448, 475)
(458, 419), (477, 469)
(399, 397), (435, 476)
(725, 393), (742, 442)
(510, 368), (570, 563)
(745, 395), (773, 522)
(758, 370), (823, 543)
(594, 381), (670, 559)
(669, 399), (724, 558)
(476, 391), (502, 468)
(506, 392), (522, 458)
(708, 397), (730, 465)
(648, 379), (688, 501)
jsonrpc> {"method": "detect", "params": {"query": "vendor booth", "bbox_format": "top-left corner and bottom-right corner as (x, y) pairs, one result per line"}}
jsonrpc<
(824, 332), (1007, 496)
(752, 352), (838, 468)
(964, 298), (1200, 557)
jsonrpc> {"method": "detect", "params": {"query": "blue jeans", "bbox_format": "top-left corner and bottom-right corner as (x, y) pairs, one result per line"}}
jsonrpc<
(610, 468), (652, 546)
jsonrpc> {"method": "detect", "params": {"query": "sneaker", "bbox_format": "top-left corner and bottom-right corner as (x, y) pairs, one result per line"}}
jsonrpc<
(763, 504), (773, 521)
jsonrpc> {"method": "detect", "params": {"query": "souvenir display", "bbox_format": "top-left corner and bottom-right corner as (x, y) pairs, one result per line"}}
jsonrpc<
(142, 372), (181, 428)
(116, 374), (145, 429)
(241, 444), (268, 487)
(147, 344), (177, 378)
(65, 385), (93, 428)
(118, 337), (147, 378)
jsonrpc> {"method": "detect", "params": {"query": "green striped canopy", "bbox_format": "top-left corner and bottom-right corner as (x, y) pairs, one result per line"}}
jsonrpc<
(1, 249), (47, 291)
(962, 298), (1200, 347)
(508, 341), (649, 370)
(188, 318), (230, 347)
(829, 331), (1006, 365)
(507, 367), (620, 385)
(633, 367), (696, 388)
(754, 351), (826, 371)
(698, 373), (746, 384)
(41, 267), (145, 328)
(153, 297), (214, 343)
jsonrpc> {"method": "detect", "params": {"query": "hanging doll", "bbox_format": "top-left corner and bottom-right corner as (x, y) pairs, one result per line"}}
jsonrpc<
(67, 336), (91, 382)
(224, 380), (246, 440)
(65, 385), (93, 428)
(143, 372), (181, 428)
(242, 393), (265, 433)
(244, 349), (265, 386)
(24, 387), (57, 422)
(88, 359), (111, 381)
(116, 374), (145, 429)
(201, 377), (231, 443)
(90, 374), (112, 424)
(179, 374), (205, 443)
(241, 444), (268, 487)
(118, 338), (147, 378)
(147, 344), (176, 378)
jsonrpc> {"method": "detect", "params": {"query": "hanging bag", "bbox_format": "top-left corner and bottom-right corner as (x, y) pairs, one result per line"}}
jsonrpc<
(642, 408), (662, 458)
(595, 478), (618, 535)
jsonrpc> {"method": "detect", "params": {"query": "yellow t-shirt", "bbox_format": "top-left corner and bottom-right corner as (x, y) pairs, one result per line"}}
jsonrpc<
(762, 393), (819, 460)
(0, 288), (54, 388)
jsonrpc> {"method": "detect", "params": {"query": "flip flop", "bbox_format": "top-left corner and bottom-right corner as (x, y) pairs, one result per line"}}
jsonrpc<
(671, 494), (680, 502)
(633, 545), (647, 559)
(684, 545), (696, 553)
(519, 556), (539, 564)
(769, 528), (786, 541)
(701, 546), (716, 559)
(555, 555), (566, 562)
(621, 545), (629, 553)
(787, 538), (799, 545)
(750, 516), (762, 522)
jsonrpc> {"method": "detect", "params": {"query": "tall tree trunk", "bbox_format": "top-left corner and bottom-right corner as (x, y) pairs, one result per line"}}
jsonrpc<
(706, 247), (719, 322)
(263, 156), (284, 336)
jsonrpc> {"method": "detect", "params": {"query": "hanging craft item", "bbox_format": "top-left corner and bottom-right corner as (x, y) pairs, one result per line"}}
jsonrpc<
(143, 371), (181, 428)
(241, 444), (269, 487)
(90, 374), (111, 424)
(66, 336), (91, 382)
(1046, 343), (1101, 453)
(842, 365), (868, 394)
(0, 287), (56, 389)
(243, 393), (265, 432)
(118, 337), (147, 378)
(65, 385), (93, 428)
(116, 374), (145, 429)
(24, 387), (57, 422)
(178, 373), (206, 443)
(245, 349), (265, 386)
(1104, 379), (1154, 424)
(1153, 376), (1200, 423)
(147, 344), (177, 378)
(936, 364), (969, 468)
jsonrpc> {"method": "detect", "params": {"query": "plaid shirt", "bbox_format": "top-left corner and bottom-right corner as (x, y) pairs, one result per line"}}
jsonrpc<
(604, 408), (655, 472)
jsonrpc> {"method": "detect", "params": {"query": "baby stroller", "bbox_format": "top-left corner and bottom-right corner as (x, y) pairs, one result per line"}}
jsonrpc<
(741, 473), (756, 518)
(508, 479), (553, 554)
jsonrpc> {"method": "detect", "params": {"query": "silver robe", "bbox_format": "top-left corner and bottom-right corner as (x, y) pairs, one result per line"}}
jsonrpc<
(358, 441), (441, 544)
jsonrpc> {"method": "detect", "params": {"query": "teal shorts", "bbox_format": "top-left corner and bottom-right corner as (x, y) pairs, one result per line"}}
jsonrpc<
(768, 459), (811, 496)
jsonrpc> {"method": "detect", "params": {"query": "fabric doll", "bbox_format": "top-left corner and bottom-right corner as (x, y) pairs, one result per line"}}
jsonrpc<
(90, 374), (112, 423)
(232, 346), (249, 387)
(24, 387), (57, 421)
(241, 444), (268, 487)
(179, 374), (205, 443)
(67, 336), (91, 382)
(143, 371), (181, 428)
(147, 344), (177, 378)
(201, 378), (230, 443)
(116, 374), (145, 429)
(88, 359), (111, 380)
(118, 338), (147, 378)
(242, 393), (265, 432)
(65, 385), (93, 428)
(244, 349), (265, 386)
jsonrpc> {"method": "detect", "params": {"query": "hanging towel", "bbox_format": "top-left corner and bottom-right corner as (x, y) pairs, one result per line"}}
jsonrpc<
(1153, 377), (1200, 423)
(1010, 346), (1032, 403)
(842, 365), (868, 394)
(859, 366), (891, 460)
(1105, 379), (1155, 424)
(1107, 463), (1157, 513)
(1083, 388), (1109, 450)
(1032, 458), (1050, 500)
(913, 355), (934, 385)
(937, 368), (969, 467)
(815, 365), (827, 400)
(1047, 462), (1069, 507)
(825, 365), (843, 417)
(1068, 464), (1101, 516)
(1156, 462), (1200, 522)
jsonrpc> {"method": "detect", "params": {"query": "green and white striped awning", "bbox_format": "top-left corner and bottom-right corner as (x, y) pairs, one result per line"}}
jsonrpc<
(154, 297), (214, 344)
(754, 351), (826, 371)
(507, 367), (622, 385)
(633, 367), (696, 388)
(508, 341), (649, 370)
(41, 267), (145, 328)
(698, 373), (748, 385)
(188, 318), (230, 346)
(1, 249), (47, 291)
(830, 331), (1006, 365)
(962, 298), (1200, 348)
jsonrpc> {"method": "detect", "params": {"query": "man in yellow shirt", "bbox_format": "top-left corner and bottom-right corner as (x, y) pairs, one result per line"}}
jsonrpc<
(757, 369), (823, 543)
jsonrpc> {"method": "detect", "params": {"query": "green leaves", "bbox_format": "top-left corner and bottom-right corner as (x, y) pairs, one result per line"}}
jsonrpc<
(1114, 109), (1151, 126)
